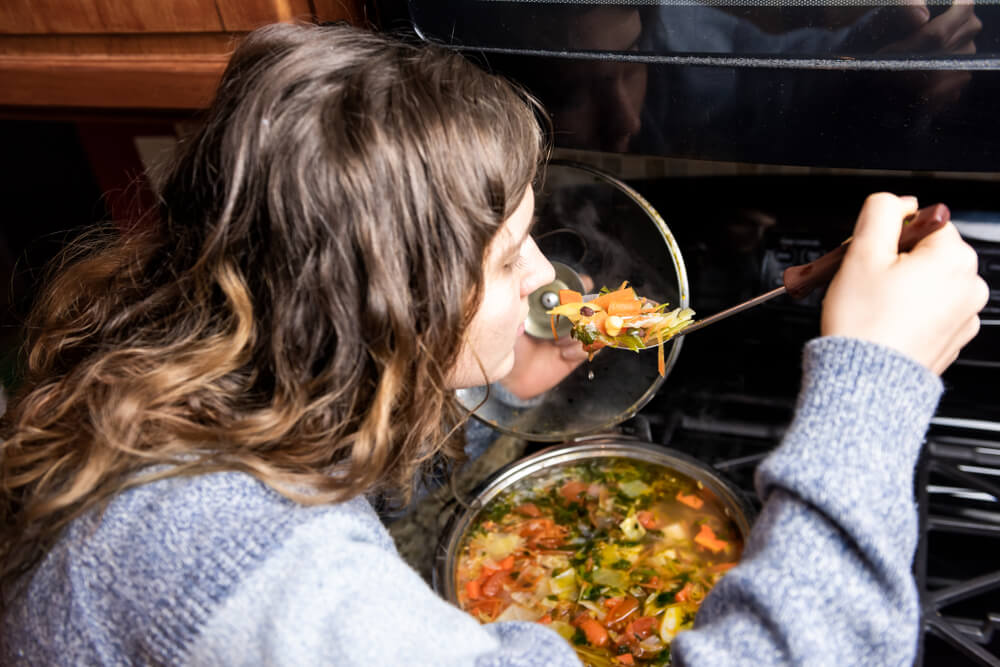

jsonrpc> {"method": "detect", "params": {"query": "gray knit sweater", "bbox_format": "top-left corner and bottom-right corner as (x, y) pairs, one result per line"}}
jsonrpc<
(2, 337), (942, 666)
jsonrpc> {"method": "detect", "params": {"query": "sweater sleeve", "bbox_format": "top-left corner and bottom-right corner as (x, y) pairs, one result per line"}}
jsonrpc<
(182, 497), (581, 667)
(673, 336), (943, 667)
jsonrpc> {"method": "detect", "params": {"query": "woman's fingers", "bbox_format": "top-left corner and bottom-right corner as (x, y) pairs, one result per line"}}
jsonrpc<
(848, 193), (919, 267)
(929, 313), (983, 375)
(823, 193), (986, 375)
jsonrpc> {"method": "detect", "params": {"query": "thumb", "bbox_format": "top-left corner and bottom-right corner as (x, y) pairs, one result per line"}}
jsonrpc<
(848, 193), (919, 267)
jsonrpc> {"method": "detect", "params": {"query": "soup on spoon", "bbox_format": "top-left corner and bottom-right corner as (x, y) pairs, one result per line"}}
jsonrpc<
(546, 282), (695, 376)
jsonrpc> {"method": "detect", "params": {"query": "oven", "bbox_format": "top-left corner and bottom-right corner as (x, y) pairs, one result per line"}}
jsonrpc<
(377, 2), (1000, 663)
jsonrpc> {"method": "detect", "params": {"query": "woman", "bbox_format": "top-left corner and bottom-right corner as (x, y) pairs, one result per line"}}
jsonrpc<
(1, 22), (987, 666)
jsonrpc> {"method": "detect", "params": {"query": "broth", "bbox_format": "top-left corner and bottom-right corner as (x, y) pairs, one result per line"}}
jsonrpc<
(454, 457), (743, 666)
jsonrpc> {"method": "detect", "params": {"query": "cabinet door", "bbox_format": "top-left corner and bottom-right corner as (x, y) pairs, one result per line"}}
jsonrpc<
(0, 0), (363, 109)
(0, 1), (225, 33)
(0, 0), (328, 33)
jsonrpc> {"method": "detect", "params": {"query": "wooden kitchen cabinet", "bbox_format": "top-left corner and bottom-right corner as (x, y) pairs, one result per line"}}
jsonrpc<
(0, 0), (367, 110)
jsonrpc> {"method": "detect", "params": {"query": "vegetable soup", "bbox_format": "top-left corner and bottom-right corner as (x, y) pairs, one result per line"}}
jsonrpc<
(454, 457), (743, 666)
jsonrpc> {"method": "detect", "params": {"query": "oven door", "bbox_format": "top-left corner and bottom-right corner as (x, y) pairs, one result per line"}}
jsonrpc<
(404, 0), (1000, 172)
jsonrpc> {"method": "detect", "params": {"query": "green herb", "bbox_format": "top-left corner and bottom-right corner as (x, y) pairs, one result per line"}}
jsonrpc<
(482, 500), (511, 523)
(573, 325), (596, 345)
(572, 628), (588, 645)
(617, 333), (644, 352)
(651, 646), (672, 665)
(611, 559), (631, 570)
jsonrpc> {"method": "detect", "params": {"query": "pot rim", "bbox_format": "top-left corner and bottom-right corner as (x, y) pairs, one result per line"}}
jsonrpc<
(432, 438), (756, 603)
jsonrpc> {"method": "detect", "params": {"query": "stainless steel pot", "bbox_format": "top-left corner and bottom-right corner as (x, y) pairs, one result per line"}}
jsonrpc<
(433, 437), (756, 604)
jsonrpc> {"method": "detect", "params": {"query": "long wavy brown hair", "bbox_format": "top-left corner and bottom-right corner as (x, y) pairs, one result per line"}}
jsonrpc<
(0, 22), (545, 602)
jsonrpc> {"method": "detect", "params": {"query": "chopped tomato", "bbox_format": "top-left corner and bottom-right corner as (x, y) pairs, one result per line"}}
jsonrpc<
(466, 598), (502, 621)
(614, 654), (635, 665)
(624, 616), (658, 642)
(481, 570), (510, 598)
(675, 581), (695, 603)
(519, 518), (568, 549)
(605, 596), (639, 627)
(574, 614), (610, 648)
(636, 510), (659, 530)
(559, 481), (588, 504)
(515, 503), (542, 517)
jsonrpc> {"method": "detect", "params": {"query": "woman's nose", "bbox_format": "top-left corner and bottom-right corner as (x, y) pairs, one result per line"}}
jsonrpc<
(521, 239), (555, 297)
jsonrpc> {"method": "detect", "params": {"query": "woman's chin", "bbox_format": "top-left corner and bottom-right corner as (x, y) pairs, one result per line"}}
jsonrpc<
(446, 350), (517, 390)
(489, 351), (518, 385)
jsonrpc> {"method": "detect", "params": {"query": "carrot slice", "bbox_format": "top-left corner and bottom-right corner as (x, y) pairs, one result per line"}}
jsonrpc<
(676, 492), (704, 509)
(465, 578), (482, 600)
(593, 287), (636, 311)
(550, 315), (558, 341)
(559, 289), (583, 305)
(694, 524), (728, 553)
(608, 301), (641, 316)
(657, 330), (665, 377)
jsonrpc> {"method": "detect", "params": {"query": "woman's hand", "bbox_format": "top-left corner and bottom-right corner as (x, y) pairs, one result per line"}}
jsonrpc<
(821, 193), (989, 375)
(500, 332), (590, 400)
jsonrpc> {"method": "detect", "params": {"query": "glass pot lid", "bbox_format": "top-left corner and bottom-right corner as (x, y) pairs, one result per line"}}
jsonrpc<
(457, 160), (690, 441)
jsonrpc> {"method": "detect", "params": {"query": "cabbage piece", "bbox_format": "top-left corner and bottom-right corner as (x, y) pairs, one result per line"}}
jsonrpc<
(470, 531), (525, 561)
(619, 514), (647, 541)
(550, 567), (578, 600)
(591, 567), (629, 590)
(618, 479), (650, 498)
(549, 620), (576, 641)
(661, 522), (687, 542)
(495, 603), (541, 623)
(659, 604), (685, 642)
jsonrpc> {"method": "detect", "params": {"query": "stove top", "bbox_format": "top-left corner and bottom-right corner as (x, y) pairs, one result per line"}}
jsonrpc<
(520, 169), (1000, 665)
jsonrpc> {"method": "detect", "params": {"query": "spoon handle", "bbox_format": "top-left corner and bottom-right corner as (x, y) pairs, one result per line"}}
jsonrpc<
(782, 203), (951, 300)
